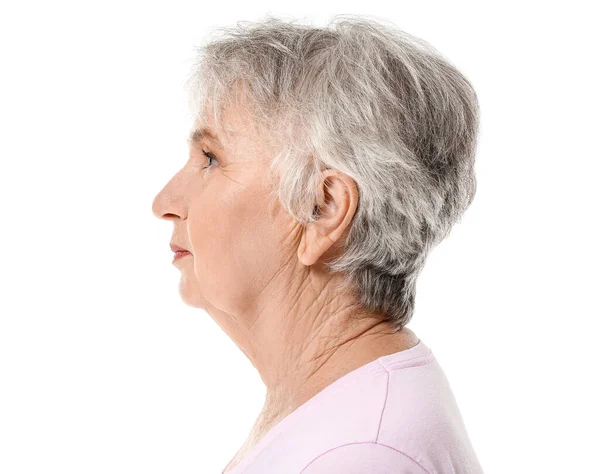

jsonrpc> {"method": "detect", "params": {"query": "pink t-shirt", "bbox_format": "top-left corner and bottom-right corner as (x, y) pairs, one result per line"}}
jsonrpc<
(224, 338), (484, 473)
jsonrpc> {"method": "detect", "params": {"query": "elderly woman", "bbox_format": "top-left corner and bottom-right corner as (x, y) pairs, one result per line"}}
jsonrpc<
(152, 14), (483, 474)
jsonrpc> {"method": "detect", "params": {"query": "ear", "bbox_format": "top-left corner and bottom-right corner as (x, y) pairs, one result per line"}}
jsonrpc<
(298, 169), (359, 267)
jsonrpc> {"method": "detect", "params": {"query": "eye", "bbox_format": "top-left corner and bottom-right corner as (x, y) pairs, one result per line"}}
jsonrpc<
(201, 149), (217, 169)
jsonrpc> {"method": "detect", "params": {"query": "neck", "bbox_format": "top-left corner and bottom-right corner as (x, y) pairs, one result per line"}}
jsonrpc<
(241, 307), (418, 420)
(213, 266), (419, 420)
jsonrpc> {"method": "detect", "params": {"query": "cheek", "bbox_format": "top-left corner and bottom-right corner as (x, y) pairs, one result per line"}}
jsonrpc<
(187, 189), (227, 283)
(188, 183), (287, 312)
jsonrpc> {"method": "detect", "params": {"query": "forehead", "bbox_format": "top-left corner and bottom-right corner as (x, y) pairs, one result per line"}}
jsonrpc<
(190, 99), (281, 164)
(198, 96), (264, 137)
(190, 108), (250, 150)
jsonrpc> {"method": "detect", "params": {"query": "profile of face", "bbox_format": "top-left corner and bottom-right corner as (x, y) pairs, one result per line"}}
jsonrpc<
(152, 102), (304, 320)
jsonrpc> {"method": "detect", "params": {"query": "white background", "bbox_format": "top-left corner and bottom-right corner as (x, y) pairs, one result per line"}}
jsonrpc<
(1, 1), (598, 473)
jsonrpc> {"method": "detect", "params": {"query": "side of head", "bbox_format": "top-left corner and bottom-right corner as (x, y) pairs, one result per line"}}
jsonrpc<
(180, 14), (480, 331)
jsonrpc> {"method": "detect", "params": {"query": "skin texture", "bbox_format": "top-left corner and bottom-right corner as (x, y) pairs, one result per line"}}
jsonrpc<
(152, 99), (419, 471)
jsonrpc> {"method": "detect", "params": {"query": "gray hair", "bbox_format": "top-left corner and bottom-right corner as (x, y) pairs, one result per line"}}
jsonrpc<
(184, 14), (480, 332)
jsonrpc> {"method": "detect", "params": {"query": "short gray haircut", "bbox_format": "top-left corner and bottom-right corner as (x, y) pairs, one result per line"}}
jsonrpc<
(185, 14), (480, 332)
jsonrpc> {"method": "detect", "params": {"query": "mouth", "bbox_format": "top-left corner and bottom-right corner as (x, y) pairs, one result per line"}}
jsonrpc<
(172, 250), (192, 263)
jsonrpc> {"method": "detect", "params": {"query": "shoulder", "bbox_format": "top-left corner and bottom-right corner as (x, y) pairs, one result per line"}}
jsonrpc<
(300, 442), (430, 474)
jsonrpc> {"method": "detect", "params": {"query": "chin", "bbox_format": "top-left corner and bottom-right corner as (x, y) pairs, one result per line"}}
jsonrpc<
(179, 291), (208, 309)
(177, 275), (206, 308)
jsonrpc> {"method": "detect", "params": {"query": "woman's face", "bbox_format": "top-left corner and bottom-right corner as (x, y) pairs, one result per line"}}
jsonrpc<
(152, 104), (300, 316)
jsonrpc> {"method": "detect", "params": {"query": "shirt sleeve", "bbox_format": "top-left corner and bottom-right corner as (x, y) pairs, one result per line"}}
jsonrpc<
(300, 442), (429, 474)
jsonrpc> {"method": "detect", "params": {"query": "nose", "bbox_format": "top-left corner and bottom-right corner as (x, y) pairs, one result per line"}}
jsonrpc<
(152, 173), (187, 221)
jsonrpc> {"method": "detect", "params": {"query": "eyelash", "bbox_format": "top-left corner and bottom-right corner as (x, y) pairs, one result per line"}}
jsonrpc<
(201, 149), (217, 169)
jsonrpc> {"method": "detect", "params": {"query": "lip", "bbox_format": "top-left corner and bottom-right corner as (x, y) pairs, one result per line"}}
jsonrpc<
(170, 243), (189, 253)
(172, 250), (191, 263)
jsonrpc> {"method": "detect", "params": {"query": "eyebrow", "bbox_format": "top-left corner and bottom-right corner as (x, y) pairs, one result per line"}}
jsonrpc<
(187, 127), (225, 150)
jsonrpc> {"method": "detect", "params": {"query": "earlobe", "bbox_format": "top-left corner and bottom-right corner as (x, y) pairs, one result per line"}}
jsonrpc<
(298, 221), (334, 267)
